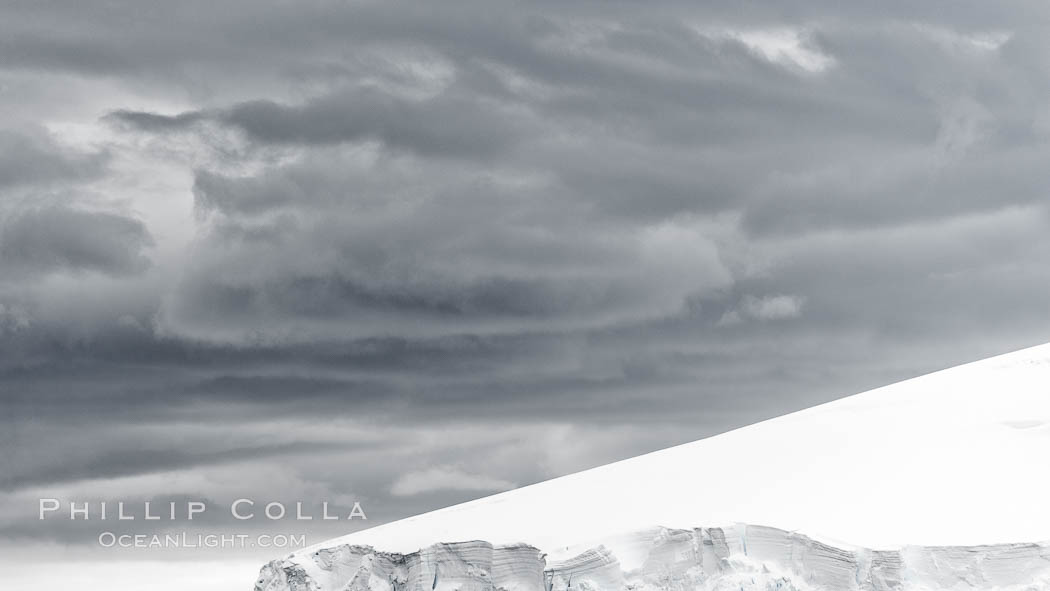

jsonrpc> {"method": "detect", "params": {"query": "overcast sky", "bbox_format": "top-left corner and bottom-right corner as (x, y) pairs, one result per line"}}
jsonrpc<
(3, 1), (1050, 589)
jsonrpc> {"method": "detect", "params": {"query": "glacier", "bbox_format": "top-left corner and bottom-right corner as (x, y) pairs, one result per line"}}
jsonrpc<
(255, 343), (1050, 590)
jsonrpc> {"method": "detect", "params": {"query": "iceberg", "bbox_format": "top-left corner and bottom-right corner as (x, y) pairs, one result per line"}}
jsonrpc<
(256, 343), (1050, 590)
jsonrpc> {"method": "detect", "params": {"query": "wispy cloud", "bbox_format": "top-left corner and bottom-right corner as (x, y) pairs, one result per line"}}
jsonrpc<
(391, 467), (517, 497)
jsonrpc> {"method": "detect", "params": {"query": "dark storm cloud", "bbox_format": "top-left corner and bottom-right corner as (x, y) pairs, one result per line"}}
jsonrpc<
(103, 14), (1047, 234)
(0, 128), (108, 188)
(0, 206), (153, 276)
(149, 148), (732, 342)
(111, 87), (523, 158)
(219, 91), (520, 157)
(105, 109), (206, 133)
(2, 439), (354, 491)
(4, 0), (1050, 559)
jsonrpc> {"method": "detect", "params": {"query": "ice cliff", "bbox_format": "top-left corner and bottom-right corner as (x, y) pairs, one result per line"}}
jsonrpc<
(255, 540), (544, 591)
(255, 524), (1050, 591)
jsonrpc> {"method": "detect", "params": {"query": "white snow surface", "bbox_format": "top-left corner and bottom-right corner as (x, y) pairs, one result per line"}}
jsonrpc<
(299, 342), (1050, 560)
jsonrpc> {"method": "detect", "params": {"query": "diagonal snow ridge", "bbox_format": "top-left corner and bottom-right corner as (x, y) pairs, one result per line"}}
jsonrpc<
(257, 342), (1050, 590)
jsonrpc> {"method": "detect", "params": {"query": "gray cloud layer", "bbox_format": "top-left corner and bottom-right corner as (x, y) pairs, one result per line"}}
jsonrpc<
(1, 206), (152, 276)
(3, 0), (1050, 560)
(0, 128), (108, 188)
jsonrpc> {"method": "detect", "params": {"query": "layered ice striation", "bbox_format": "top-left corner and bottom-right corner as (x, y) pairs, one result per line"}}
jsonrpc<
(255, 540), (545, 591)
(254, 525), (1050, 591)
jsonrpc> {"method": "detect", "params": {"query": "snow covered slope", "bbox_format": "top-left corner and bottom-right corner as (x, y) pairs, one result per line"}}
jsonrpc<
(256, 342), (1050, 589)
